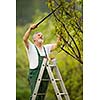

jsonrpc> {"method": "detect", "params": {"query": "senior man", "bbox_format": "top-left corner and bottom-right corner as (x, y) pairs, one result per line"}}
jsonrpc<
(23, 24), (61, 100)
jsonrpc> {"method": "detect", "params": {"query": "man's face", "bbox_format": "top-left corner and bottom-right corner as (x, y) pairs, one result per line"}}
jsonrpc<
(34, 32), (44, 43)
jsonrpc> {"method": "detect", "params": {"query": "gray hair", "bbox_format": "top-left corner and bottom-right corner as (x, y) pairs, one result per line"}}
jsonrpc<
(32, 32), (43, 40)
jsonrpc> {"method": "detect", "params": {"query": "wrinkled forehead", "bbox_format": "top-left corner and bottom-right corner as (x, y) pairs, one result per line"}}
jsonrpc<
(33, 32), (44, 40)
(36, 32), (43, 36)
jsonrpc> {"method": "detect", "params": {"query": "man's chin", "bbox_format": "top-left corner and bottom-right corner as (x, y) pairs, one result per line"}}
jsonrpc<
(38, 39), (44, 43)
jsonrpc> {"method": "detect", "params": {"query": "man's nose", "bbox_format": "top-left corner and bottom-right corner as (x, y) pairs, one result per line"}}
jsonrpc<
(40, 35), (43, 39)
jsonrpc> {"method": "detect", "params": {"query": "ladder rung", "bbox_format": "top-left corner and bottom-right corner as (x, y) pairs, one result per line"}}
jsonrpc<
(41, 79), (50, 81)
(55, 79), (61, 81)
(49, 65), (56, 67)
(37, 93), (46, 95)
(41, 79), (61, 81)
(60, 93), (68, 95)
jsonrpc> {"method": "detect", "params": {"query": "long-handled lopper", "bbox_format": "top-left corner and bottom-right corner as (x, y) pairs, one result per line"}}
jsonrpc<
(36, 4), (61, 27)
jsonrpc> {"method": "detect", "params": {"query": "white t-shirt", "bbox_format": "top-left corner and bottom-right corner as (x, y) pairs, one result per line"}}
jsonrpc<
(25, 41), (53, 69)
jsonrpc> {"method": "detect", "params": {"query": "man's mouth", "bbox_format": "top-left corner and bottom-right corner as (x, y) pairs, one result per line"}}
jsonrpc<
(40, 37), (43, 39)
(38, 38), (44, 43)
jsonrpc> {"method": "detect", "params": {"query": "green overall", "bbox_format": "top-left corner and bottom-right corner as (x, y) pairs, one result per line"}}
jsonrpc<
(28, 46), (49, 100)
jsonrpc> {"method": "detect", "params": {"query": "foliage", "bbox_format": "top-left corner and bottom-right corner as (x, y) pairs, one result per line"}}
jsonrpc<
(16, 0), (83, 100)
(48, 0), (83, 64)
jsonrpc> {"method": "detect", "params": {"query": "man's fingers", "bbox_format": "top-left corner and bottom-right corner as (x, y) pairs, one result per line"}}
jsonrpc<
(30, 24), (38, 30)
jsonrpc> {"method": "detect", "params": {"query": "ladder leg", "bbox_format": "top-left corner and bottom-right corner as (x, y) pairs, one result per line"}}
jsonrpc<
(37, 69), (49, 100)
(32, 59), (47, 100)
(46, 63), (63, 100)
(54, 65), (70, 100)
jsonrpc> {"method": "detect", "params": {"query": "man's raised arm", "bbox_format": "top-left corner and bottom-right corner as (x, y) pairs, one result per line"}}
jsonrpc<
(23, 24), (37, 49)
(51, 35), (61, 51)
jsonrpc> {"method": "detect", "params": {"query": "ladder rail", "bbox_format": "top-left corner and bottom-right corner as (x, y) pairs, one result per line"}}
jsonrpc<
(46, 62), (63, 100)
(54, 65), (70, 100)
(32, 58), (47, 100)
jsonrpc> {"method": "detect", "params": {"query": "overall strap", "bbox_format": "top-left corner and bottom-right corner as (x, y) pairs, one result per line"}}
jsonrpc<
(34, 45), (40, 57)
(34, 45), (47, 58)
(43, 46), (47, 58)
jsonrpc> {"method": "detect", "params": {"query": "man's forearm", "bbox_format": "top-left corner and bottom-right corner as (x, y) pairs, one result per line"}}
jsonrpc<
(51, 35), (61, 51)
(56, 35), (61, 45)
(23, 27), (32, 42)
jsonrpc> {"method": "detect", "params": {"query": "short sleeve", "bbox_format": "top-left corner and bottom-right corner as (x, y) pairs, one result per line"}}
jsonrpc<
(24, 40), (38, 69)
(24, 40), (33, 53)
(44, 44), (54, 54)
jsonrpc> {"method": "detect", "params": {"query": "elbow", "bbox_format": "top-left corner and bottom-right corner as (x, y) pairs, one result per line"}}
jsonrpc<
(23, 36), (25, 41)
(23, 36), (27, 42)
(51, 44), (57, 51)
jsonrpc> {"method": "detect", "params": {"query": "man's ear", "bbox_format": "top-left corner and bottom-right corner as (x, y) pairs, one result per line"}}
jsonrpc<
(33, 39), (35, 42)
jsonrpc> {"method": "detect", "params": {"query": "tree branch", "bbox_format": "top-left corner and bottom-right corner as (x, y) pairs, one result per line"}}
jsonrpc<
(61, 46), (83, 64)
(53, 12), (81, 59)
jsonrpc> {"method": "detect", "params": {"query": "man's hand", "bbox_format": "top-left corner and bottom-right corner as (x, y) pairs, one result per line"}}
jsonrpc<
(23, 23), (38, 49)
(57, 34), (61, 43)
(30, 24), (38, 30)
